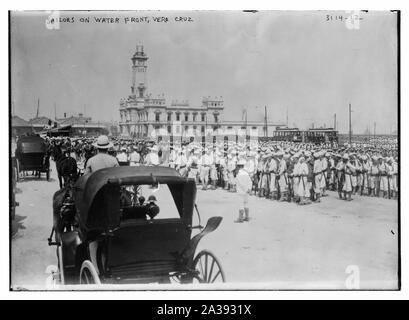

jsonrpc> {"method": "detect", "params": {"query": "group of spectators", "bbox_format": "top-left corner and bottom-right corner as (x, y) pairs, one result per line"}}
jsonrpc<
(40, 135), (398, 205)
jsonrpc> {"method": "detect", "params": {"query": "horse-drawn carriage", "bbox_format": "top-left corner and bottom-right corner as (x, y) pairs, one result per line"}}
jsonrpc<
(10, 156), (19, 220)
(48, 166), (225, 285)
(15, 135), (50, 181)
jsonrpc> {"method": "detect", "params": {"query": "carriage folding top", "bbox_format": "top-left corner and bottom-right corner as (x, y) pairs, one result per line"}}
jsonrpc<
(73, 166), (196, 234)
(15, 135), (50, 180)
(50, 166), (225, 285)
(17, 135), (47, 153)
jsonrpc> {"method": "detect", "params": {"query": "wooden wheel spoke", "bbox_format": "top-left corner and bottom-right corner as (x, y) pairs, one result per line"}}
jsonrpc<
(193, 251), (225, 283)
(204, 254), (208, 282)
(208, 258), (216, 282)
(211, 270), (221, 283)
(198, 257), (204, 280)
(82, 271), (89, 284)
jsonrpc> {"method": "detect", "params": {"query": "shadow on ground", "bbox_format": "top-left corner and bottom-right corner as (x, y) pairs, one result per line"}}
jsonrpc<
(11, 214), (27, 238)
(17, 176), (55, 183)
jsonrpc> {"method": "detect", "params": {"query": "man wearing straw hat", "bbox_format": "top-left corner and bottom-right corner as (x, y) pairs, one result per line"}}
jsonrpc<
(84, 135), (118, 174)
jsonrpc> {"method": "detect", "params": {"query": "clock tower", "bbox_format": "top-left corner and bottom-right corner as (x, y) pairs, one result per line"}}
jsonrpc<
(131, 44), (148, 98)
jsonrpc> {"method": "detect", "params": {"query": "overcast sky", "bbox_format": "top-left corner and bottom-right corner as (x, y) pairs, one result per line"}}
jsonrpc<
(10, 10), (398, 134)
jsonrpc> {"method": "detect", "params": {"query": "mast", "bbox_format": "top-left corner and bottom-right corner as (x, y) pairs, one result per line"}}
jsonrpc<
(264, 106), (267, 137)
(36, 98), (40, 118)
(348, 103), (352, 144)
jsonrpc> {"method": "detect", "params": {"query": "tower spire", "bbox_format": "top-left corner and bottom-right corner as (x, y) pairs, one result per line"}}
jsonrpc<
(131, 43), (148, 98)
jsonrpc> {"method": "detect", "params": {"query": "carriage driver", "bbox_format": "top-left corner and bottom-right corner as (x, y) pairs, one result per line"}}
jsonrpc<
(84, 135), (119, 174)
(85, 135), (119, 274)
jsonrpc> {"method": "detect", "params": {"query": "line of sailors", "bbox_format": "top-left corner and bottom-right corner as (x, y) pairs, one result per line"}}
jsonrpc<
(112, 141), (399, 205)
(44, 136), (398, 204)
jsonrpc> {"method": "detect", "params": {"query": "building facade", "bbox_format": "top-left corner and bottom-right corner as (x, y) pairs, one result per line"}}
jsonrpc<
(56, 113), (108, 136)
(119, 45), (282, 139)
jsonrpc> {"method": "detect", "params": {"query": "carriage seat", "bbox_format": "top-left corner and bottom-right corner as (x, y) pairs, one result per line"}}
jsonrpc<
(121, 205), (149, 220)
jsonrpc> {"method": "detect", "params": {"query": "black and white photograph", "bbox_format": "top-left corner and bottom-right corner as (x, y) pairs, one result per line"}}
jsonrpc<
(9, 10), (399, 291)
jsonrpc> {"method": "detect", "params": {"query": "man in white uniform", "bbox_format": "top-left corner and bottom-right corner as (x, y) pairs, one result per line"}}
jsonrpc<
(200, 148), (211, 190)
(129, 145), (140, 166)
(116, 147), (129, 165)
(234, 159), (252, 223)
(145, 145), (159, 166)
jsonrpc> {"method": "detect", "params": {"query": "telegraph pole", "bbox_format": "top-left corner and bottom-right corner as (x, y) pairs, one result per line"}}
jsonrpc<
(264, 106), (268, 137)
(244, 108), (248, 140)
(374, 122), (376, 139)
(36, 98), (40, 118)
(286, 107), (288, 127)
(348, 103), (352, 144)
(334, 113), (336, 130)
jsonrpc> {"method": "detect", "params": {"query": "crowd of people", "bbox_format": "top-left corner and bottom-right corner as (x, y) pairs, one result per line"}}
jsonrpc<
(41, 135), (399, 206)
(12, 133), (397, 224)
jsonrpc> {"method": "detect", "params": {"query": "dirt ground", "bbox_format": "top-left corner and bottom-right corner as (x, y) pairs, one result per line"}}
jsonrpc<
(11, 161), (399, 290)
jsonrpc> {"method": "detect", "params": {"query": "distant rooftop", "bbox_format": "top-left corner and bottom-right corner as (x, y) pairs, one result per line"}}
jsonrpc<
(29, 116), (53, 126)
(57, 113), (92, 126)
(11, 115), (30, 127)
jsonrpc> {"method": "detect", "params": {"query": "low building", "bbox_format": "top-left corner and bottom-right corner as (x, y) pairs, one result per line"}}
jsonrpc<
(56, 113), (108, 136)
(11, 116), (32, 137)
(28, 116), (54, 132)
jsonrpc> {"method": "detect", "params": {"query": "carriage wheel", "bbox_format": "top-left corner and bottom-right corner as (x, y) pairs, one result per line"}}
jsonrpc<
(15, 159), (20, 182)
(57, 245), (65, 285)
(79, 260), (101, 285)
(192, 250), (225, 283)
(11, 203), (16, 221)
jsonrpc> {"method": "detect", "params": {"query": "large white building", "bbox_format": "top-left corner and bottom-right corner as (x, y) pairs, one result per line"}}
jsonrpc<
(119, 45), (283, 139)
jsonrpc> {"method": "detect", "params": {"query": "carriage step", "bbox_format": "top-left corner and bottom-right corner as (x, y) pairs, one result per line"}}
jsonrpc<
(48, 239), (60, 246)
